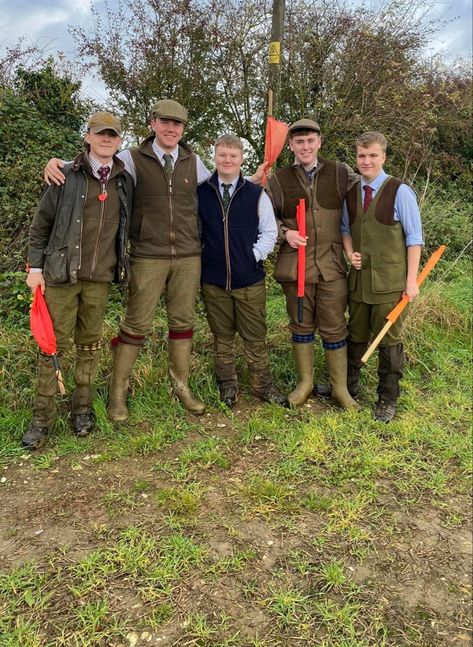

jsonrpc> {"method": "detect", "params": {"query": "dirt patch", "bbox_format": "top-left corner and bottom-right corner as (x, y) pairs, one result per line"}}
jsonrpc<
(1, 410), (471, 646)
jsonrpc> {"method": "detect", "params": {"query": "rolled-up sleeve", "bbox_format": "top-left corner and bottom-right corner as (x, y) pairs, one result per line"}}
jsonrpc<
(394, 184), (424, 246)
(253, 192), (278, 261)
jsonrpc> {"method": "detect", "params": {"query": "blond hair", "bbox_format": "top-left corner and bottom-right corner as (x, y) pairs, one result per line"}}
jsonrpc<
(214, 134), (244, 152)
(356, 132), (388, 152)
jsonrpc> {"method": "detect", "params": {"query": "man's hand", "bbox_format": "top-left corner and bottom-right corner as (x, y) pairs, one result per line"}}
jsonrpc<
(403, 278), (419, 301)
(26, 272), (46, 294)
(349, 251), (362, 270)
(250, 162), (268, 185)
(286, 230), (307, 248)
(44, 158), (65, 186)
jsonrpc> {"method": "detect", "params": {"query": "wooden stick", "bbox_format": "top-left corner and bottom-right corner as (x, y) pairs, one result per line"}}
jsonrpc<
(361, 245), (447, 364)
(56, 370), (66, 395)
(361, 321), (393, 363)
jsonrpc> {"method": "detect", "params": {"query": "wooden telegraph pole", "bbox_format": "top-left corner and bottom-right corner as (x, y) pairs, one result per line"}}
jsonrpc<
(268, 0), (285, 118)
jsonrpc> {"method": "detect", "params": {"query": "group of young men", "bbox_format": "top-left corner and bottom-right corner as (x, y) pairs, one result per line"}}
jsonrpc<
(22, 100), (423, 450)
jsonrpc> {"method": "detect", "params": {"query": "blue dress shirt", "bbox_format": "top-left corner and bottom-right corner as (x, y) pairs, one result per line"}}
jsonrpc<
(341, 170), (424, 246)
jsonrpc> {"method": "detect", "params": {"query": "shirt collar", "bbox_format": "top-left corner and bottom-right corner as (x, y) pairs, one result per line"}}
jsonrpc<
(218, 175), (239, 191)
(293, 158), (320, 172)
(361, 169), (387, 192)
(152, 140), (179, 163)
(88, 153), (113, 178)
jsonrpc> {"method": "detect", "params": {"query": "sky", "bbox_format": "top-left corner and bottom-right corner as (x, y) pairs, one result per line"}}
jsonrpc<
(0, 0), (471, 102)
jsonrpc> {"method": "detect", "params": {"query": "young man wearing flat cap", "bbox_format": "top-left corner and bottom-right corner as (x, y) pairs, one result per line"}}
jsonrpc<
(24, 112), (133, 449)
(267, 118), (359, 410)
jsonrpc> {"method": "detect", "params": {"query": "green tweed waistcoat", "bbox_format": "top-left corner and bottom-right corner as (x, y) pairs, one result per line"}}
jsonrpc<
(347, 176), (406, 304)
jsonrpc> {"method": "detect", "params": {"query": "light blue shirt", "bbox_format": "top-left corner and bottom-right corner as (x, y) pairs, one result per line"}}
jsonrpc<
(341, 170), (424, 246)
(217, 175), (278, 262)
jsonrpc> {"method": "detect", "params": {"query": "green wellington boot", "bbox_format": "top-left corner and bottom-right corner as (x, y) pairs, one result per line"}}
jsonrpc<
(288, 342), (314, 407)
(107, 343), (141, 422)
(168, 338), (205, 415)
(325, 346), (359, 410)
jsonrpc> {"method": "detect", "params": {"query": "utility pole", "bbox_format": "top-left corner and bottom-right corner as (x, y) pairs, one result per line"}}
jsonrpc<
(268, 0), (285, 118)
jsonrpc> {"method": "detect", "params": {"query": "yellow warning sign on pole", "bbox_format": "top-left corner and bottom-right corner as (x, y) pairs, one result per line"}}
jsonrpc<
(269, 41), (280, 64)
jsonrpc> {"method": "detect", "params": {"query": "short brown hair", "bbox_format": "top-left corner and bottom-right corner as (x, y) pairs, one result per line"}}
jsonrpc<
(214, 134), (244, 152)
(289, 128), (320, 139)
(356, 132), (388, 152)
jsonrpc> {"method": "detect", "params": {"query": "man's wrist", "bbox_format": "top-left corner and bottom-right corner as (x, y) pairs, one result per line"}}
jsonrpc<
(29, 268), (43, 273)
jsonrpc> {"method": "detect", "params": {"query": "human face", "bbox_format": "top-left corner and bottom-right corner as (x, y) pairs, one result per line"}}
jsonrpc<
(356, 143), (386, 182)
(85, 129), (122, 164)
(214, 144), (243, 182)
(151, 117), (185, 152)
(289, 132), (321, 170)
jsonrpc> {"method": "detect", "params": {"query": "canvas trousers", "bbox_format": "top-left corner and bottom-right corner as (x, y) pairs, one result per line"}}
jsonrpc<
(32, 280), (109, 426)
(120, 256), (201, 337)
(202, 280), (272, 393)
(281, 277), (348, 342)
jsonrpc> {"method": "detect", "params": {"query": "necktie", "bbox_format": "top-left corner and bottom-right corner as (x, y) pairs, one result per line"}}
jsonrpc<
(98, 165), (110, 185)
(222, 183), (232, 211)
(163, 154), (173, 178)
(363, 185), (373, 212)
(306, 167), (316, 183)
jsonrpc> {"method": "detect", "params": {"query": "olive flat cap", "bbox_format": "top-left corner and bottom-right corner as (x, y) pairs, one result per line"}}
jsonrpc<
(288, 118), (321, 134)
(87, 112), (122, 135)
(151, 99), (188, 124)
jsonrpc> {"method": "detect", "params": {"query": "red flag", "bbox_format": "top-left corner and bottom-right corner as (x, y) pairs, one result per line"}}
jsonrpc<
(262, 116), (289, 186)
(296, 199), (306, 323)
(30, 287), (65, 394)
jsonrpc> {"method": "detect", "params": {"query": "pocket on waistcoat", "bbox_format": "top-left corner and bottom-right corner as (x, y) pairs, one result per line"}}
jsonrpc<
(371, 255), (405, 294)
(273, 245), (297, 282)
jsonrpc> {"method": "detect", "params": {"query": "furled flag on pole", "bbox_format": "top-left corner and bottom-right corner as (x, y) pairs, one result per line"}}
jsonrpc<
(30, 287), (65, 394)
(296, 198), (307, 323)
(262, 116), (289, 186)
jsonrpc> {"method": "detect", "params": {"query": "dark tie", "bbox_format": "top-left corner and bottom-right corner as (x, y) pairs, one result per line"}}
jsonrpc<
(305, 167), (316, 183)
(363, 185), (374, 211)
(98, 165), (110, 185)
(222, 183), (232, 211)
(163, 154), (173, 178)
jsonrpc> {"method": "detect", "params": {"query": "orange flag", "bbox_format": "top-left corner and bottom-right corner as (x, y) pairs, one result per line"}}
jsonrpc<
(262, 116), (289, 186)
(30, 287), (66, 394)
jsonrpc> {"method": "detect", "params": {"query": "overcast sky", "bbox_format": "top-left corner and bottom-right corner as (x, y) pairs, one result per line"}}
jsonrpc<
(1, 0), (471, 102)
